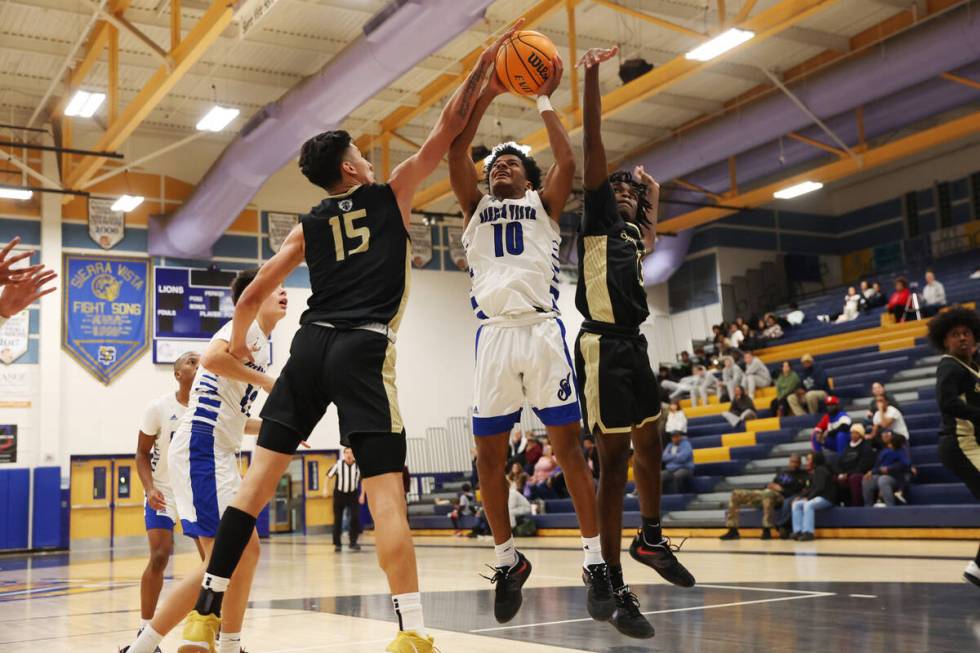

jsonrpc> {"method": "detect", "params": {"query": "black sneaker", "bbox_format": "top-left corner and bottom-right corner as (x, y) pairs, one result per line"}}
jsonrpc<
(349, 543), (361, 551)
(334, 545), (342, 552)
(609, 587), (655, 639)
(629, 534), (696, 588)
(482, 551), (532, 623)
(760, 528), (772, 540)
(719, 528), (740, 540)
(583, 562), (616, 621)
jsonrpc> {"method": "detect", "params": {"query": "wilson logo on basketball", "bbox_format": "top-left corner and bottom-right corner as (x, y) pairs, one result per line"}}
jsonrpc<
(527, 52), (551, 80)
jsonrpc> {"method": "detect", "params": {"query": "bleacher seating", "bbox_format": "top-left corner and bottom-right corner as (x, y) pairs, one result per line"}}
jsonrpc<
(407, 252), (979, 536)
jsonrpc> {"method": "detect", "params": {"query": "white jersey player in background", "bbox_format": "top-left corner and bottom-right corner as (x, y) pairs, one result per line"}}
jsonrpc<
(122, 268), (287, 653)
(134, 351), (204, 649)
(447, 54), (615, 624)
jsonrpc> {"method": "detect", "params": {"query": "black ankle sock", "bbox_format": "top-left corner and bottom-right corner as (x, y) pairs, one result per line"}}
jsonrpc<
(206, 506), (257, 579)
(608, 563), (625, 591)
(641, 516), (662, 545)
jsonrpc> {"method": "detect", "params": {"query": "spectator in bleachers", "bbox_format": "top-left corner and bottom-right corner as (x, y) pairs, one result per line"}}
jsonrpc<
(771, 361), (801, 417)
(871, 396), (909, 440)
(762, 314), (784, 340)
(508, 427), (528, 468)
(785, 302), (805, 326)
(741, 352), (772, 398)
(722, 385), (757, 428)
(661, 373), (698, 404)
(789, 354), (830, 415)
(693, 365), (721, 407)
(665, 401), (688, 437)
(836, 423), (877, 506)
(676, 350), (693, 378)
(662, 432), (695, 494)
(862, 432), (910, 506)
(508, 477), (535, 535)
(470, 446), (479, 490)
(721, 356), (744, 401)
(886, 277), (911, 322)
(865, 382), (901, 420)
(720, 453), (809, 540)
(523, 437), (543, 474)
(810, 396), (852, 455)
(729, 322), (745, 349)
(837, 287), (862, 323)
(865, 281), (887, 310)
(582, 435), (600, 481)
(920, 269), (947, 317)
(448, 483), (476, 535)
(506, 461), (529, 491)
(790, 452), (837, 541)
(527, 444), (559, 500)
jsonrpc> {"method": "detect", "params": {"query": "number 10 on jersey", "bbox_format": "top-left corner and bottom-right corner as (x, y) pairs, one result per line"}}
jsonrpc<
(492, 222), (524, 257)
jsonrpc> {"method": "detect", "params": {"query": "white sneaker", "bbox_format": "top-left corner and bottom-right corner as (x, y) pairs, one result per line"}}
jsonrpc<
(965, 560), (980, 588)
(873, 501), (886, 508)
(893, 491), (907, 505)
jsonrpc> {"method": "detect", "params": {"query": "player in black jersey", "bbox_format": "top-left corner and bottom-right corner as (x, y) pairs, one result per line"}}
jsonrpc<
(928, 307), (980, 588)
(573, 47), (695, 640)
(141, 26), (522, 653)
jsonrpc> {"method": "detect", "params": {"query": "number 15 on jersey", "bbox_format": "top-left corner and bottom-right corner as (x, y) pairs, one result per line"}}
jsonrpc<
(329, 209), (371, 261)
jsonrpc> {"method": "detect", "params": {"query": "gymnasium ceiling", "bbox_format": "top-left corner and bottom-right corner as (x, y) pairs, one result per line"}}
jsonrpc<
(1, 0), (976, 217)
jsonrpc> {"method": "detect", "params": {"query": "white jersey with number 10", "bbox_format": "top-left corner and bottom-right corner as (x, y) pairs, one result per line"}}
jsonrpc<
(462, 190), (560, 322)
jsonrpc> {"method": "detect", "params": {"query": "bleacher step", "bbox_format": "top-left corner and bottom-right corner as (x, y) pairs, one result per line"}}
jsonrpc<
(746, 457), (797, 472)
(891, 366), (937, 381)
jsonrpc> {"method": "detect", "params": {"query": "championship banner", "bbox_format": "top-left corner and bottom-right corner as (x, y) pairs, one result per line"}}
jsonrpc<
(63, 255), (150, 385)
(88, 198), (126, 250)
(409, 224), (433, 268)
(0, 310), (29, 365)
(0, 425), (15, 464)
(267, 212), (299, 253)
(446, 226), (467, 271)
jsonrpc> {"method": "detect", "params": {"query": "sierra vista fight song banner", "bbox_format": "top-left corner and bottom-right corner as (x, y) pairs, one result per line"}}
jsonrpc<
(63, 255), (150, 385)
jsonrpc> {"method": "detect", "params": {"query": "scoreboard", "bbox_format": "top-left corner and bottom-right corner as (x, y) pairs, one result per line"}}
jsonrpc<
(153, 266), (237, 364)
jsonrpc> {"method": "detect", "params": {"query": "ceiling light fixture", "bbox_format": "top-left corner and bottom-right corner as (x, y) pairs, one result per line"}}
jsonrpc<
(0, 187), (33, 201)
(685, 28), (755, 62)
(196, 106), (240, 132)
(773, 180), (824, 199)
(64, 90), (106, 118)
(110, 194), (144, 212)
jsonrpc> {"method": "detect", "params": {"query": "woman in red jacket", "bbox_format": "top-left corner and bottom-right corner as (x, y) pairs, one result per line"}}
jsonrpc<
(887, 277), (911, 321)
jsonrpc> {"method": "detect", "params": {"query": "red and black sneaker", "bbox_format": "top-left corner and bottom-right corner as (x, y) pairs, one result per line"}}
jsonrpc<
(482, 551), (533, 623)
(629, 533), (696, 588)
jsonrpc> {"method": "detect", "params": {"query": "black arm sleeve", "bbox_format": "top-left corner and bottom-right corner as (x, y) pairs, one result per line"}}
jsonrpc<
(581, 180), (620, 236)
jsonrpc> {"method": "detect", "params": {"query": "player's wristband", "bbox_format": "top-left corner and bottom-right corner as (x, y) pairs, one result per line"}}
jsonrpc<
(536, 95), (554, 114)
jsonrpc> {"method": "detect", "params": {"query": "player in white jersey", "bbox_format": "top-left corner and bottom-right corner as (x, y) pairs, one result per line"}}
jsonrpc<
(134, 351), (203, 647)
(448, 53), (615, 624)
(122, 268), (287, 653)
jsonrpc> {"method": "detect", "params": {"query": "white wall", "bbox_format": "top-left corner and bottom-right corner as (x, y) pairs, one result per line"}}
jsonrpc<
(642, 283), (722, 368)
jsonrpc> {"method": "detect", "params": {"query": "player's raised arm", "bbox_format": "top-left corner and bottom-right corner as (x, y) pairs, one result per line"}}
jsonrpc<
(390, 19), (524, 225)
(448, 77), (502, 222)
(579, 47), (617, 191)
(226, 224), (305, 370)
(633, 164), (660, 254)
(537, 55), (575, 222)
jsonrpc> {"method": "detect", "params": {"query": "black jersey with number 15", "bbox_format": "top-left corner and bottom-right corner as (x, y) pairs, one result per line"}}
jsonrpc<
(300, 183), (411, 330)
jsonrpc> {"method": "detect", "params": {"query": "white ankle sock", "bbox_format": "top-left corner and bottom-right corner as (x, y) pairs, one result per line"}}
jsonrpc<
(392, 592), (426, 636)
(494, 537), (518, 569)
(582, 536), (603, 567)
(217, 631), (241, 653)
(128, 625), (163, 653)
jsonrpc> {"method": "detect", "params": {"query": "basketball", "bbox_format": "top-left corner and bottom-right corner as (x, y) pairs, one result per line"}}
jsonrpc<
(495, 30), (559, 97)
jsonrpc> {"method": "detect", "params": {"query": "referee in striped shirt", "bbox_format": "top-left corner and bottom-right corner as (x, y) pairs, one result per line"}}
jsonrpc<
(327, 447), (363, 551)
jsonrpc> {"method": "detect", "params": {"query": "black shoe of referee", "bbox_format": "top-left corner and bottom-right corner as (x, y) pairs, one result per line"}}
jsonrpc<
(583, 562), (616, 621)
(483, 551), (532, 623)
(629, 532), (696, 588)
(609, 586), (655, 639)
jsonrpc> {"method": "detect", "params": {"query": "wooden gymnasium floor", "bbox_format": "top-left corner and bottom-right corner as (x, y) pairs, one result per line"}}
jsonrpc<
(2, 535), (980, 652)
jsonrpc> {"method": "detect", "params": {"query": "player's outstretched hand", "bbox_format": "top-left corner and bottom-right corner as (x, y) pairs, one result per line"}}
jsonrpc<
(147, 488), (166, 511)
(481, 17), (525, 66)
(0, 237), (44, 287)
(632, 164), (658, 191)
(538, 54), (564, 97)
(577, 46), (618, 70)
(0, 267), (57, 318)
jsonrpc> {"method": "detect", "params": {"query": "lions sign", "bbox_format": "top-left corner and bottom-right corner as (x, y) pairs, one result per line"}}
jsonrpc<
(63, 255), (150, 385)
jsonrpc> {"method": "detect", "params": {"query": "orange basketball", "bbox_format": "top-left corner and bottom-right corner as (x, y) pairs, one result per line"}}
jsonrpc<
(495, 30), (559, 97)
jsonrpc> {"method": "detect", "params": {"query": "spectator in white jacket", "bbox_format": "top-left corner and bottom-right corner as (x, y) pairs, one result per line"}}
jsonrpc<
(741, 352), (772, 399)
(665, 401), (687, 437)
(692, 365), (720, 407)
(721, 356), (744, 401)
(729, 322), (745, 349)
(508, 479), (533, 529)
(920, 270), (946, 317)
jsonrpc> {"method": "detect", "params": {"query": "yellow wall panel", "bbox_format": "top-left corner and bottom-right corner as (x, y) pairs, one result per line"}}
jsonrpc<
(229, 209), (259, 233)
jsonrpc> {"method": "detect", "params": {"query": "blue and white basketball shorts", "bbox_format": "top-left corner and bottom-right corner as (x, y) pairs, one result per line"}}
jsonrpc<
(143, 484), (178, 531)
(169, 422), (242, 538)
(472, 317), (581, 436)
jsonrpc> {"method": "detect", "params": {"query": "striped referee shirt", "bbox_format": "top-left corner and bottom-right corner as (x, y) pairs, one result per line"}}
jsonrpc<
(328, 460), (361, 493)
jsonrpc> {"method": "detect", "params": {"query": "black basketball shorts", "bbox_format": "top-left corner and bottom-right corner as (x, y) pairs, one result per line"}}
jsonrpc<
(258, 324), (406, 478)
(574, 327), (662, 435)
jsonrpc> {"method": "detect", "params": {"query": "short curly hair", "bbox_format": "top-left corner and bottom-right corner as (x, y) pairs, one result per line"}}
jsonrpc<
(609, 170), (653, 227)
(927, 306), (980, 351)
(485, 143), (542, 191)
(299, 130), (352, 190)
